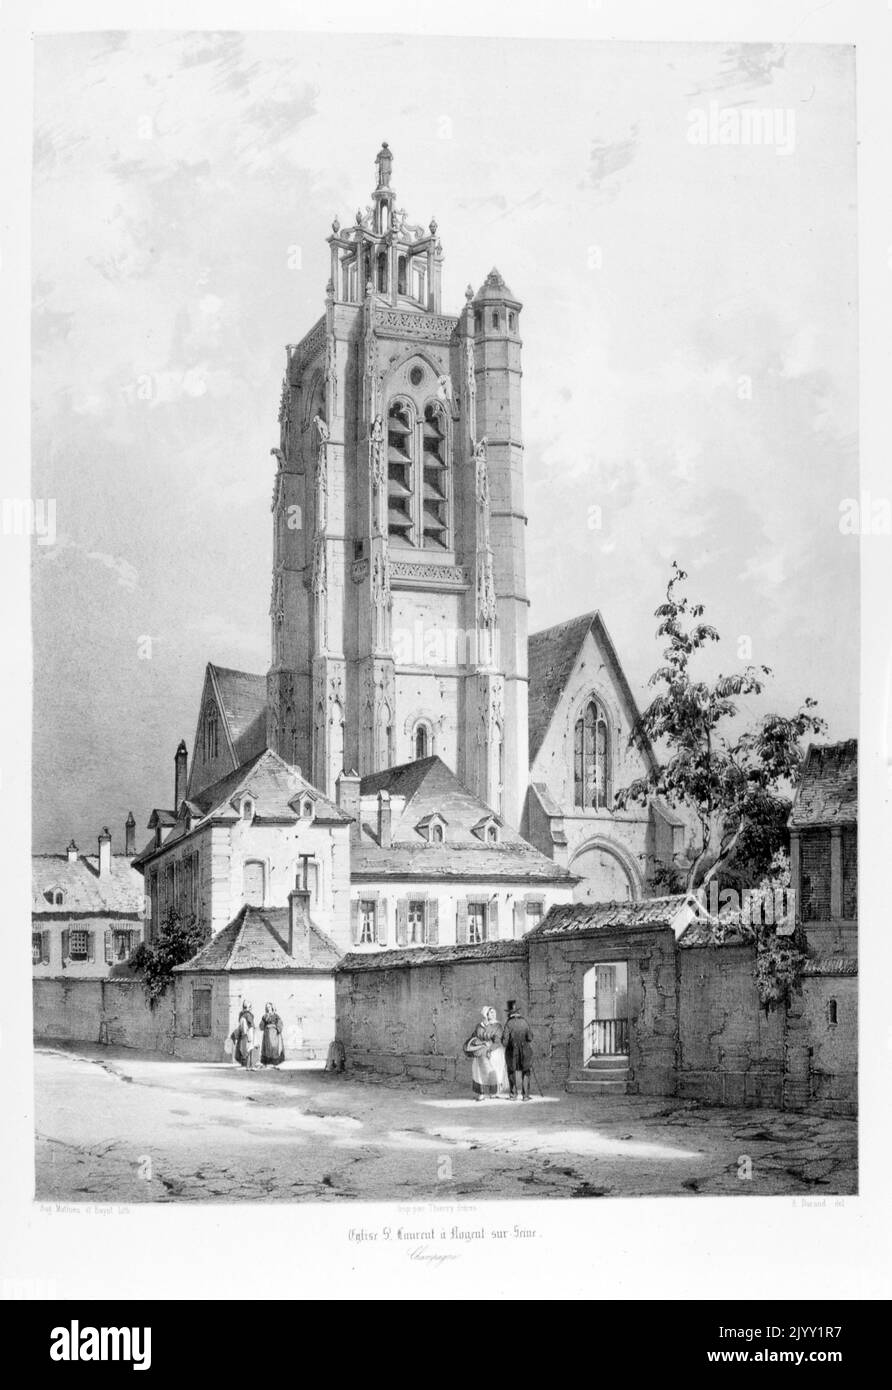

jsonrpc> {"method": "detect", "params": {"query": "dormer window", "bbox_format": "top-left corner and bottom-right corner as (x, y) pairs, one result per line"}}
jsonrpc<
(472, 815), (501, 845)
(241, 798), (254, 822)
(302, 798), (313, 820)
(416, 812), (447, 844)
(44, 887), (65, 906)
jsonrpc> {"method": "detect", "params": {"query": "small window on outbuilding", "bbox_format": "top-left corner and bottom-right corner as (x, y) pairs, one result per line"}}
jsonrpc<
(432, 823), (444, 844)
(192, 987), (212, 1038)
(827, 998), (838, 1027)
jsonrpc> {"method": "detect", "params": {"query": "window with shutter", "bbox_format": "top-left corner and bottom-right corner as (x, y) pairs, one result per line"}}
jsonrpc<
(104, 930), (114, 964)
(489, 900), (500, 941)
(513, 901), (526, 939)
(359, 899), (377, 945)
(456, 898), (469, 945)
(86, 931), (95, 963)
(396, 899), (408, 947)
(425, 897), (439, 946)
(69, 929), (89, 961)
(407, 899), (426, 945)
(376, 897), (388, 946)
(42, 930), (51, 964)
(61, 928), (70, 963)
(350, 898), (362, 945)
(467, 903), (487, 945)
(32, 933), (42, 964)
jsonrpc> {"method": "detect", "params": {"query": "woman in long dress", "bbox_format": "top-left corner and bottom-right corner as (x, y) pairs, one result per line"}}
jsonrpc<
(234, 1000), (256, 1070)
(259, 1001), (285, 1067)
(470, 1005), (509, 1100)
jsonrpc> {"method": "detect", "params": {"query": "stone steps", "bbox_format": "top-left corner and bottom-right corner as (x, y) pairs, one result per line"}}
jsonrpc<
(566, 1063), (630, 1096)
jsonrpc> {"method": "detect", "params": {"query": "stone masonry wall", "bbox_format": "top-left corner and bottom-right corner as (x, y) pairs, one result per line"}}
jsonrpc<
(33, 978), (175, 1053)
(336, 948), (529, 1083)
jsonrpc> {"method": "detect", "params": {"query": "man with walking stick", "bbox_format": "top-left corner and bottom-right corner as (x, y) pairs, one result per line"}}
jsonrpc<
(502, 999), (534, 1101)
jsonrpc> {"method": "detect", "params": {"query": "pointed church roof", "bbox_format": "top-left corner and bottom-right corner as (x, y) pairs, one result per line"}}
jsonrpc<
(527, 610), (656, 766)
(208, 663), (268, 752)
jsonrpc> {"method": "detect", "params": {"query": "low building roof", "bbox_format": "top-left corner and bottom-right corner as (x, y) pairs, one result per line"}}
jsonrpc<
(32, 853), (144, 918)
(529, 895), (692, 939)
(801, 955), (858, 977)
(353, 756), (575, 882)
(789, 740), (858, 828)
(337, 939), (527, 972)
(174, 904), (341, 973)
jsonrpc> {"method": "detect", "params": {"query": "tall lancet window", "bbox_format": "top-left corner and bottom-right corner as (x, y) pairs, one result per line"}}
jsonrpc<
(574, 698), (611, 809)
(421, 402), (448, 548)
(387, 400), (414, 543)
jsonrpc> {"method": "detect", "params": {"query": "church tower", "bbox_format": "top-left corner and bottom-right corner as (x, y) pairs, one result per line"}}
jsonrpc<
(267, 145), (529, 827)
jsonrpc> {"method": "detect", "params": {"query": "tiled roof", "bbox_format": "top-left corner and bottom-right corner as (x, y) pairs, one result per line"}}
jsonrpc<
(354, 756), (575, 882)
(337, 939), (527, 972)
(210, 665), (268, 760)
(175, 904), (341, 973)
(133, 749), (350, 868)
(529, 895), (692, 938)
(789, 740), (858, 828)
(527, 610), (654, 766)
(32, 854), (144, 918)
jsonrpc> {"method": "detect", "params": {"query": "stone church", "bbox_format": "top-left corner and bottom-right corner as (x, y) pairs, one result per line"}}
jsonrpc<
(185, 144), (686, 903)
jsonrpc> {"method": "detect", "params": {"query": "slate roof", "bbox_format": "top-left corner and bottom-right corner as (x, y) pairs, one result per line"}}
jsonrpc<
(789, 740), (858, 829)
(32, 854), (145, 918)
(133, 749), (350, 868)
(529, 895), (692, 938)
(174, 904), (341, 973)
(337, 939), (527, 972)
(527, 610), (655, 766)
(353, 756), (575, 882)
(209, 665), (268, 757)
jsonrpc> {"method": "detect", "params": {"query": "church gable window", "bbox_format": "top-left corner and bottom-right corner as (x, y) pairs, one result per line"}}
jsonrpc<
(203, 703), (219, 761)
(574, 698), (612, 810)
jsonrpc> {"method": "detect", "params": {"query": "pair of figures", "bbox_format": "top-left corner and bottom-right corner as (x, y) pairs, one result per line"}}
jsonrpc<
(467, 1001), (534, 1101)
(231, 1001), (285, 1071)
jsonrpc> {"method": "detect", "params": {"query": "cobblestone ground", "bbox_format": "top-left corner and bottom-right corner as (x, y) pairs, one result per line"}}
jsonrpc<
(34, 1044), (857, 1203)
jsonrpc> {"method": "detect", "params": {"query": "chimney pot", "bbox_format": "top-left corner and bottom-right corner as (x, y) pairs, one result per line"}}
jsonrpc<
(174, 739), (188, 809)
(125, 812), (136, 857)
(377, 789), (392, 849)
(66, 839), (78, 863)
(287, 887), (312, 965)
(98, 827), (112, 878)
(336, 768), (361, 830)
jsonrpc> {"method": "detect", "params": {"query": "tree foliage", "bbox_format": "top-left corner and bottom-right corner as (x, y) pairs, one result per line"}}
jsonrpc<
(131, 906), (209, 1007)
(615, 562), (825, 894)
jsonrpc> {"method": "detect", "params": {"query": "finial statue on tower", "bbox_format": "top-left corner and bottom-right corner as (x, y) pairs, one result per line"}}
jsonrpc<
(375, 141), (393, 189)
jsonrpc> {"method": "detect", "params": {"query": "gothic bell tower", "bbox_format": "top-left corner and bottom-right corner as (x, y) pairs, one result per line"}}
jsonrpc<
(267, 144), (529, 827)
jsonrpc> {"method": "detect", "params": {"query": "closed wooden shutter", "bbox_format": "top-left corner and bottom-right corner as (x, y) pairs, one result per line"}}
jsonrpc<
(456, 897), (468, 945)
(396, 898), (408, 946)
(376, 897), (388, 946)
(42, 930), (51, 964)
(61, 928), (69, 963)
(86, 931), (95, 963)
(425, 897), (439, 946)
(104, 930), (113, 964)
(489, 899), (500, 941)
(513, 901), (525, 939)
(350, 899), (362, 945)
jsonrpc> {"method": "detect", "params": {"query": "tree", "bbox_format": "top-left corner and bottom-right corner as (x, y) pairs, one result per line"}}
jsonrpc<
(131, 906), (209, 1007)
(615, 562), (826, 895)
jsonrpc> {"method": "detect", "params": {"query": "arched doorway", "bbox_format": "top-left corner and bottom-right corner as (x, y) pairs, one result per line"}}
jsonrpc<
(570, 840), (639, 904)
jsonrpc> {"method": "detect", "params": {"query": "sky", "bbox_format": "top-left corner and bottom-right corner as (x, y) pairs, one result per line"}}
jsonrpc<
(31, 32), (858, 853)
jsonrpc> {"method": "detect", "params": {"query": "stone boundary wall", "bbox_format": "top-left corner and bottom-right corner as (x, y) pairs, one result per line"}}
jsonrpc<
(33, 977), (175, 1054)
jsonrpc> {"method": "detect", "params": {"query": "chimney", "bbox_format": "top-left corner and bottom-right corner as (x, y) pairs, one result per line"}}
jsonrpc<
(66, 839), (78, 863)
(377, 789), (392, 848)
(336, 768), (361, 827)
(287, 887), (312, 966)
(174, 739), (188, 810)
(98, 827), (112, 878)
(125, 812), (136, 857)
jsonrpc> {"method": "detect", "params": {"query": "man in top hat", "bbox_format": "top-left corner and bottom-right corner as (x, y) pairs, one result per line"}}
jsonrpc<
(501, 1000), (534, 1101)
